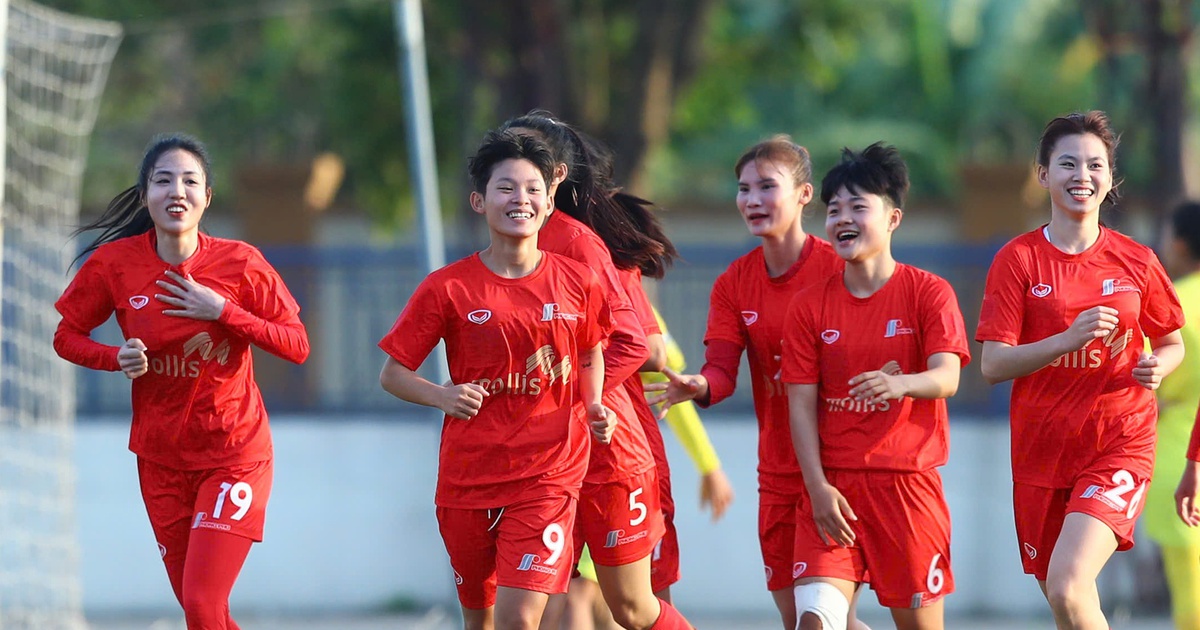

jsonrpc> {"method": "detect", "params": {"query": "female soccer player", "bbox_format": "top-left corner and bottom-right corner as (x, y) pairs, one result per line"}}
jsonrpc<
(646, 135), (864, 630)
(379, 130), (614, 630)
(1147, 200), (1200, 630)
(977, 111), (1185, 630)
(53, 134), (310, 629)
(781, 142), (969, 630)
(498, 112), (693, 630)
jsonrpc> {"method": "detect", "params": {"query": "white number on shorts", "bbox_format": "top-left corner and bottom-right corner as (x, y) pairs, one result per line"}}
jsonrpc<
(629, 487), (647, 526)
(1100, 470), (1137, 512)
(543, 523), (564, 565)
(926, 553), (944, 594)
(214, 481), (253, 521)
(1125, 479), (1147, 519)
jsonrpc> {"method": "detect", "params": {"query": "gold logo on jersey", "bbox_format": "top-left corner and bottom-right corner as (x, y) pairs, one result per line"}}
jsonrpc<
(474, 345), (572, 395)
(151, 332), (231, 378)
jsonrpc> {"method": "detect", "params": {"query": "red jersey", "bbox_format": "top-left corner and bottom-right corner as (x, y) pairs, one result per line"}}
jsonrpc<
(702, 237), (842, 493)
(617, 267), (667, 464)
(1189, 406), (1200, 462)
(539, 210), (657, 483)
(379, 251), (609, 508)
(977, 227), (1185, 487)
(54, 231), (309, 470)
(781, 263), (970, 472)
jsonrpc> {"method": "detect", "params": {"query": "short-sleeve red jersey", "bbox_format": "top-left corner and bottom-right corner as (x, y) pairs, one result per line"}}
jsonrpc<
(781, 263), (971, 472)
(379, 251), (609, 508)
(54, 232), (309, 470)
(616, 267), (667, 461)
(1189, 406), (1200, 462)
(539, 210), (657, 483)
(702, 237), (842, 493)
(977, 227), (1185, 487)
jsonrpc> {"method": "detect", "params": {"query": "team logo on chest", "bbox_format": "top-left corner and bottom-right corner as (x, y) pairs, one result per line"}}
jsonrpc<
(1031, 283), (1052, 298)
(541, 303), (580, 322)
(821, 329), (840, 344)
(129, 295), (150, 310)
(741, 311), (759, 326)
(1101, 278), (1139, 296)
(467, 309), (491, 324)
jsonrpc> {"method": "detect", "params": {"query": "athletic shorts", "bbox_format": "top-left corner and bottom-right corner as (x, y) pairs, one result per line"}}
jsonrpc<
(437, 492), (577, 610)
(759, 492), (801, 592)
(1013, 463), (1151, 580)
(138, 457), (273, 566)
(794, 469), (953, 609)
(651, 514), (680, 593)
(576, 468), (665, 567)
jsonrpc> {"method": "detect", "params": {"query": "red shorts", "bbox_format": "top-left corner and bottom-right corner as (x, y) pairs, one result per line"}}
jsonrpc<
(794, 469), (952, 609)
(576, 468), (665, 567)
(437, 493), (577, 610)
(138, 457), (273, 565)
(759, 491), (801, 592)
(1013, 464), (1150, 580)
(646, 427), (679, 592)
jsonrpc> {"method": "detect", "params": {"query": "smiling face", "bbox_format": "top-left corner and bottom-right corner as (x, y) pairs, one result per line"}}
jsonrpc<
(1037, 132), (1113, 219)
(144, 148), (211, 237)
(824, 185), (902, 263)
(470, 157), (551, 240)
(736, 159), (812, 239)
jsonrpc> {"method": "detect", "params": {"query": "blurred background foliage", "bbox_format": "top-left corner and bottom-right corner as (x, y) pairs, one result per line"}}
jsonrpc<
(38, 0), (1200, 237)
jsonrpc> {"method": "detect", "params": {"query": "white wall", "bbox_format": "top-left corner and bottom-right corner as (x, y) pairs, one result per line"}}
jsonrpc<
(76, 415), (1057, 617)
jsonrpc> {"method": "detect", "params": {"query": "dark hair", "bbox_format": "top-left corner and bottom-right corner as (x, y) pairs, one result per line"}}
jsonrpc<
(73, 133), (212, 265)
(734, 134), (812, 188)
(820, 142), (909, 209)
(1171, 201), (1200, 260)
(498, 110), (678, 279)
(467, 129), (556, 194)
(1035, 110), (1121, 207)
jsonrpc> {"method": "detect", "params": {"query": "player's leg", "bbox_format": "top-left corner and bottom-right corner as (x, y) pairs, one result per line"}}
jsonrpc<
(593, 556), (690, 630)
(180, 528), (253, 629)
(493, 587), (550, 630)
(1161, 544), (1200, 630)
(642, 414), (679, 600)
(888, 599), (943, 630)
(437, 506), (500, 630)
(792, 472), (867, 630)
(560, 576), (599, 630)
(137, 458), (196, 606)
(1043, 512), (1118, 630)
(794, 577), (855, 630)
(492, 494), (577, 630)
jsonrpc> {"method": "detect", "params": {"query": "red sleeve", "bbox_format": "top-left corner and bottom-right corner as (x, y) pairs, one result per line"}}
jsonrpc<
(379, 277), (446, 371)
(1139, 255), (1185, 339)
(699, 339), (742, 407)
(621, 269), (660, 336)
(53, 254), (121, 371)
(217, 250), (310, 364)
(1189, 405), (1200, 462)
(703, 268), (747, 348)
(920, 274), (972, 366)
(780, 288), (820, 385)
(579, 269), (612, 350)
(561, 238), (648, 389)
(976, 243), (1026, 345)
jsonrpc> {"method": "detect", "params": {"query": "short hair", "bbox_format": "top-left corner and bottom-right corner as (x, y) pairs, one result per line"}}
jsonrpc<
(819, 142), (909, 209)
(467, 129), (556, 194)
(1171, 201), (1200, 260)
(734, 134), (812, 188)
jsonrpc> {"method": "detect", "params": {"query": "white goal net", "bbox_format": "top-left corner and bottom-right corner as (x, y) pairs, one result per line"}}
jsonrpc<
(0, 1), (121, 628)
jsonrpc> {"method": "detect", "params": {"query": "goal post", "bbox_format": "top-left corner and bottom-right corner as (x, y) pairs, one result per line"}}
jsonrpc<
(0, 2), (121, 628)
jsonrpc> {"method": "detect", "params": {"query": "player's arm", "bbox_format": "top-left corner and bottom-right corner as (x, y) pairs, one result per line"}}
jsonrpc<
(980, 305), (1119, 384)
(379, 356), (487, 420)
(1131, 330), (1184, 391)
(640, 332), (667, 372)
(1178, 404), (1200, 527)
(53, 256), (123, 372)
(579, 342), (615, 443)
(788, 382), (856, 547)
(848, 352), (961, 404)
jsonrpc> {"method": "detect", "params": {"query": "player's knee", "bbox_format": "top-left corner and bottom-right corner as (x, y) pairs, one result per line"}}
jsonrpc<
(1043, 573), (1091, 620)
(794, 582), (850, 630)
(180, 591), (229, 629)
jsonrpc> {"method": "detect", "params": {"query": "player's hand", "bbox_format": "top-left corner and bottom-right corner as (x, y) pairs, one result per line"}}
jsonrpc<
(699, 468), (735, 522)
(156, 271), (227, 321)
(644, 368), (708, 420)
(807, 481), (857, 547)
(1176, 459), (1200, 527)
(588, 403), (616, 443)
(1132, 352), (1165, 390)
(117, 338), (149, 379)
(439, 383), (488, 420)
(848, 363), (907, 405)
(1062, 306), (1119, 351)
